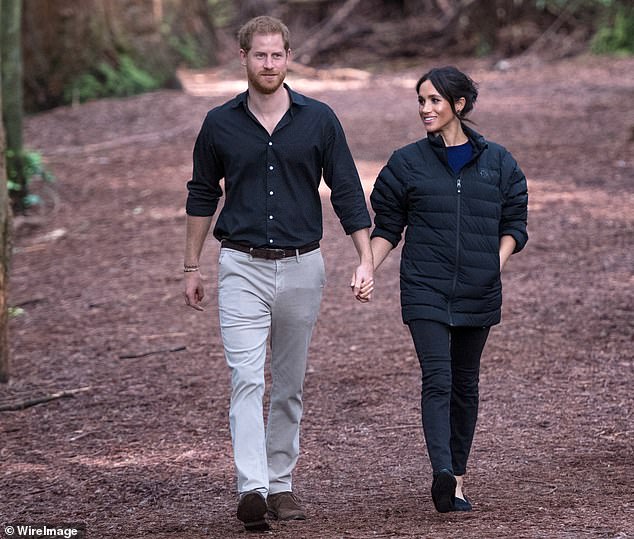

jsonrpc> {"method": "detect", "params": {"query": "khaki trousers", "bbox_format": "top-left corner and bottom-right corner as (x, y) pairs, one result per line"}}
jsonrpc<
(218, 247), (325, 496)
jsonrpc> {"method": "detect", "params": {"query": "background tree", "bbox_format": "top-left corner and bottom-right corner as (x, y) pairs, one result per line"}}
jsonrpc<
(0, 0), (13, 383)
(13, 0), (631, 113)
(22, 0), (218, 111)
(1, 0), (25, 212)
(254, 0), (629, 66)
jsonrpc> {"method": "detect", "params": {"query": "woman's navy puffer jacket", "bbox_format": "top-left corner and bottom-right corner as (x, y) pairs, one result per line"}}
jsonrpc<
(370, 126), (528, 327)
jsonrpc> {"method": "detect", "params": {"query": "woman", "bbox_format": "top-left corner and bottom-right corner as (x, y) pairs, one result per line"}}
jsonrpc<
(364, 66), (528, 512)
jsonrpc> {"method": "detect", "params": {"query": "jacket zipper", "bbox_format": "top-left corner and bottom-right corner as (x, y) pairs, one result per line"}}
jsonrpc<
(448, 176), (462, 325)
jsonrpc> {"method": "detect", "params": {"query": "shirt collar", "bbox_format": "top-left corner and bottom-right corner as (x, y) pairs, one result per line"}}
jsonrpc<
(230, 83), (307, 109)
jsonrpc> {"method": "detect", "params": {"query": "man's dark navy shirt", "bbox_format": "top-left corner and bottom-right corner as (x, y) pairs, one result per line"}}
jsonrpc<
(186, 84), (371, 248)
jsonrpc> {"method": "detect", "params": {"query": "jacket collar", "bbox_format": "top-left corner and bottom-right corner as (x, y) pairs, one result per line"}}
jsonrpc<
(427, 123), (487, 152)
(426, 123), (488, 166)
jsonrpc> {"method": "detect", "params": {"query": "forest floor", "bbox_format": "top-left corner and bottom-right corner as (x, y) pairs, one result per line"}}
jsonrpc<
(2, 54), (633, 539)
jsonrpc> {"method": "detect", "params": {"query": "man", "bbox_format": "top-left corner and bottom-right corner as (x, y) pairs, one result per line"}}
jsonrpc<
(183, 16), (374, 531)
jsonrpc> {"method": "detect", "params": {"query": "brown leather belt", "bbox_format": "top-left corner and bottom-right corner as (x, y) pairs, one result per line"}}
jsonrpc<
(221, 240), (320, 260)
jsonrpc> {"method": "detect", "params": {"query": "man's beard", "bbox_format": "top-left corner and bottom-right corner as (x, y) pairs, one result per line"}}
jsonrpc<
(248, 70), (285, 94)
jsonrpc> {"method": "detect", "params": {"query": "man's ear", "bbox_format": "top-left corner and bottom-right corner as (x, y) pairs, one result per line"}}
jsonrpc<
(239, 49), (247, 66)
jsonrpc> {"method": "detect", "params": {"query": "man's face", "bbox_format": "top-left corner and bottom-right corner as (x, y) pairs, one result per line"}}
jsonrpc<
(240, 33), (289, 95)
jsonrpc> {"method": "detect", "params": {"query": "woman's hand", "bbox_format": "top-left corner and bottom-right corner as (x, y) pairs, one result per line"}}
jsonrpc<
(499, 235), (517, 271)
(350, 262), (374, 302)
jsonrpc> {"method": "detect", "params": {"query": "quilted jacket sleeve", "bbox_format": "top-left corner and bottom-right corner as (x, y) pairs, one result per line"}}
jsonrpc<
(370, 151), (409, 247)
(499, 150), (529, 253)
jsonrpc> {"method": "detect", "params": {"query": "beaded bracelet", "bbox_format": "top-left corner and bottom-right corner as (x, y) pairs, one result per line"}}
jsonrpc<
(184, 265), (200, 273)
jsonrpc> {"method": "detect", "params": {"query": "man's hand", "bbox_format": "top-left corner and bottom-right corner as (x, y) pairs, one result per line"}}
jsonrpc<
(183, 215), (213, 311)
(350, 262), (374, 303)
(349, 228), (374, 303)
(184, 271), (205, 311)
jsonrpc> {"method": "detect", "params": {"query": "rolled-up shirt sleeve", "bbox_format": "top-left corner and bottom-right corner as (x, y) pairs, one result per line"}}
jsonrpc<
(370, 153), (408, 247)
(322, 110), (371, 235)
(186, 113), (224, 217)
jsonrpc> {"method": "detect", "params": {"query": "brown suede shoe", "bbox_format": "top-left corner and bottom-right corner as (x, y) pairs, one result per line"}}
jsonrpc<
(237, 490), (270, 531)
(267, 491), (306, 521)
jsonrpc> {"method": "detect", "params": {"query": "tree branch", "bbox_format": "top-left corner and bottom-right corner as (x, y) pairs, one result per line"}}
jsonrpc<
(293, 0), (363, 63)
(0, 386), (92, 412)
(119, 345), (186, 359)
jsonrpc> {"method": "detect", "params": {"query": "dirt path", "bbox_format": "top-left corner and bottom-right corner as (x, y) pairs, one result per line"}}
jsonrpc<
(2, 55), (633, 539)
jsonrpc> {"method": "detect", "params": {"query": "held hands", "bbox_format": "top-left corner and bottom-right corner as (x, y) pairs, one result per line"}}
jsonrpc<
(350, 262), (374, 303)
(348, 228), (375, 303)
(184, 271), (205, 311)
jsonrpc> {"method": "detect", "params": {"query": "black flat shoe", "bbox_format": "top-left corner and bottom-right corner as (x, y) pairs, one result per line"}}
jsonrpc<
(452, 495), (472, 512)
(431, 469), (456, 513)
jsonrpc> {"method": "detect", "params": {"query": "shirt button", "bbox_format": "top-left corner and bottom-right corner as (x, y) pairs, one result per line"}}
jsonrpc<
(269, 239), (273, 244)
(269, 215), (273, 220)
(269, 165), (274, 170)
(269, 191), (274, 195)
(268, 141), (273, 146)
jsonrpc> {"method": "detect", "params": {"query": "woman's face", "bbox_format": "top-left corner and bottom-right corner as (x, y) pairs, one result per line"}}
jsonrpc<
(417, 79), (461, 134)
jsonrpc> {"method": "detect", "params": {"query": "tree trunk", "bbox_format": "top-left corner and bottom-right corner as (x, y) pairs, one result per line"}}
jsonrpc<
(1, 0), (25, 212)
(0, 0), (13, 384)
(22, 0), (218, 111)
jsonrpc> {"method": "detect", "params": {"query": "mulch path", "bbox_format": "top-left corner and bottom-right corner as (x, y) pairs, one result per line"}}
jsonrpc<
(2, 54), (632, 538)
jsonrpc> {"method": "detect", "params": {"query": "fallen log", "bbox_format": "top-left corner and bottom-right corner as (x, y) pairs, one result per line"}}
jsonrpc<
(0, 386), (92, 412)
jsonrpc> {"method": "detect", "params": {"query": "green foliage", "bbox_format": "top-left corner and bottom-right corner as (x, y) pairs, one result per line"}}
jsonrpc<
(591, 6), (634, 55)
(64, 55), (161, 104)
(6, 150), (55, 208)
(535, 0), (613, 10)
(168, 34), (207, 68)
(207, 0), (234, 27)
(531, 0), (633, 55)
(476, 38), (493, 58)
(8, 307), (25, 319)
